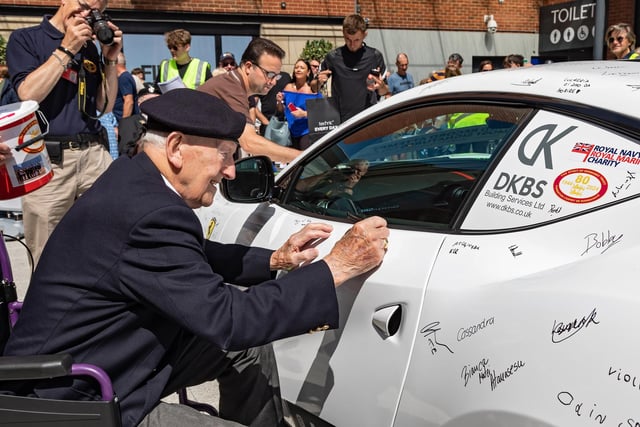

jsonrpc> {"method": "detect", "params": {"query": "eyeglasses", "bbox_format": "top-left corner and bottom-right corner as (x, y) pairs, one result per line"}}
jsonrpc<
(77, 0), (104, 13)
(608, 35), (627, 44)
(310, 64), (320, 68)
(222, 61), (236, 68)
(251, 61), (281, 81)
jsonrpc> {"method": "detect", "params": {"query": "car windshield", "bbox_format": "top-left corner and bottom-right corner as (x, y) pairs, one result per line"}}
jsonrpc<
(284, 104), (532, 229)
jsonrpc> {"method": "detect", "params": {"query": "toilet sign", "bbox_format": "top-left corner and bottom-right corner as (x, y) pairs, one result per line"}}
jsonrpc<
(539, 0), (596, 52)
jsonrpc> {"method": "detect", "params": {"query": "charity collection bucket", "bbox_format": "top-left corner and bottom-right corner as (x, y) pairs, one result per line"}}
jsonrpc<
(0, 100), (51, 200)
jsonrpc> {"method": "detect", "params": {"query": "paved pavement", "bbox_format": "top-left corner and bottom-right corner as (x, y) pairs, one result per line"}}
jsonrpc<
(4, 238), (220, 410)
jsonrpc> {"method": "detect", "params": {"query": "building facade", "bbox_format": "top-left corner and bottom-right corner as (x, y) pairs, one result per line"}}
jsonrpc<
(1, 0), (637, 82)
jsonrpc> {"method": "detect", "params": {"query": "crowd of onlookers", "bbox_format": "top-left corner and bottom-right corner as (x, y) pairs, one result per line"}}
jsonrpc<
(3, 21), (638, 162)
(0, 18), (638, 265)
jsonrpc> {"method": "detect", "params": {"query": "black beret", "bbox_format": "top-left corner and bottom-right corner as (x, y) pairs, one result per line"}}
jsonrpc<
(140, 88), (245, 141)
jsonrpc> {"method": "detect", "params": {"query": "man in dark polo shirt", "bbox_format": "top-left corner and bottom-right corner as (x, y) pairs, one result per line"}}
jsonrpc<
(198, 37), (300, 163)
(7, 0), (122, 264)
(314, 14), (388, 122)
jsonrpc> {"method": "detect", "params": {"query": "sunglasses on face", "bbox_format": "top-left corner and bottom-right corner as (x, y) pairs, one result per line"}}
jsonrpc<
(222, 62), (236, 67)
(609, 36), (627, 44)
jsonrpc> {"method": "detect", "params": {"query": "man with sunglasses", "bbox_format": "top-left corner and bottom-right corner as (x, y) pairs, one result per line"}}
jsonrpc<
(308, 58), (328, 95)
(198, 37), (301, 163)
(6, 0), (121, 265)
(212, 52), (237, 77)
(157, 29), (212, 89)
(605, 23), (639, 60)
(309, 59), (321, 80)
(424, 52), (464, 83)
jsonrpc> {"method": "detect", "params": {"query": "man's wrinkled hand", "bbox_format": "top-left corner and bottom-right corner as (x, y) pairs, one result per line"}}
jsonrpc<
(270, 223), (333, 271)
(323, 216), (389, 286)
(62, 16), (94, 54)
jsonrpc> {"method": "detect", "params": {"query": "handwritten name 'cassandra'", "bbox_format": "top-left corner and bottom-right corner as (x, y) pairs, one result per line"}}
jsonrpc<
(457, 317), (495, 342)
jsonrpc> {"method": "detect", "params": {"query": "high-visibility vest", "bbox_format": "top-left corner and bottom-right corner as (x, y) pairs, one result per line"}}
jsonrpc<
(629, 51), (640, 60)
(159, 58), (210, 89)
(448, 112), (489, 128)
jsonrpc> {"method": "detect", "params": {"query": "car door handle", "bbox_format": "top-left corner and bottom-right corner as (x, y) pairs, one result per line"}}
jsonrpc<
(372, 304), (402, 339)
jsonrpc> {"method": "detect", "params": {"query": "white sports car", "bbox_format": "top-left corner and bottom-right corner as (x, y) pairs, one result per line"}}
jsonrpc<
(197, 60), (640, 427)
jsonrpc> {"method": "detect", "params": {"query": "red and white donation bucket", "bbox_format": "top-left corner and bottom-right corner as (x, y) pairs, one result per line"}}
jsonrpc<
(0, 101), (51, 200)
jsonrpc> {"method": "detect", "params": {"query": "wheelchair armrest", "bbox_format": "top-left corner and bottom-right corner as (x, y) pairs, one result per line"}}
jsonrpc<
(0, 353), (72, 380)
(0, 355), (121, 426)
(0, 354), (115, 401)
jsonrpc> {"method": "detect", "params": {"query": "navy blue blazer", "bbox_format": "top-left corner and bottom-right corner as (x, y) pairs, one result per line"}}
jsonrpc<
(4, 152), (339, 426)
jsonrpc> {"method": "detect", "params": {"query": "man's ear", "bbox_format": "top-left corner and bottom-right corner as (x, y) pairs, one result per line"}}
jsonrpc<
(241, 60), (252, 76)
(165, 131), (185, 169)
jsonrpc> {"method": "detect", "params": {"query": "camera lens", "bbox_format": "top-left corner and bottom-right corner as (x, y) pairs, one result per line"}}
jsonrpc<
(88, 9), (114, 46)
(94, 22), (114, 45)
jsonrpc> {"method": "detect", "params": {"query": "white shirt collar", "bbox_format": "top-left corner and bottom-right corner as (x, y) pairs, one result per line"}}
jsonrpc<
(161, 174), (181, 197)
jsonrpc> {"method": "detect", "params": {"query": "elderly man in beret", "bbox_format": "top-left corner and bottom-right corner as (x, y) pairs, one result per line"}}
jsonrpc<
(2, 89), (389, 427)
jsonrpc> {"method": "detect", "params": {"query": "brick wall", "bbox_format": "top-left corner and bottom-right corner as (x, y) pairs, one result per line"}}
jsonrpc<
(1, 0), (634, 34)
(608, 0), (636, 24)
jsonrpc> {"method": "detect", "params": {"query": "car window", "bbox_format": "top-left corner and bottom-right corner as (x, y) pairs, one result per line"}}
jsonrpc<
(281, 104), (532, 229)
(463, 110), (640, 230)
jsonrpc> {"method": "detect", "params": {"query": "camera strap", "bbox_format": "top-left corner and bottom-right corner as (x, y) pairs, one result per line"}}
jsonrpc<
(77, 55), (108, 119)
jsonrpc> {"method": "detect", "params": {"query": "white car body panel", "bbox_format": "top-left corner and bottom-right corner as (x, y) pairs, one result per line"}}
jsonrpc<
(200, 200), (445, 426)
(197, 61), (640, 426)
(397, 199), (640, 426)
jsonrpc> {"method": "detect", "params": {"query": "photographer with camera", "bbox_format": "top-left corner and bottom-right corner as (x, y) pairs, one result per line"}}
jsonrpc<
(7, 0), (122, 265)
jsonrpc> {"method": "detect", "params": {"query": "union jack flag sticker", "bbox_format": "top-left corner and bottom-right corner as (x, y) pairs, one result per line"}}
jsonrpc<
(571, 142), (594, 154)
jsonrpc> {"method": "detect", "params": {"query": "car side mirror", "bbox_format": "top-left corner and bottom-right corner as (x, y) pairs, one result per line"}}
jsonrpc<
(221, 155), (274, 203)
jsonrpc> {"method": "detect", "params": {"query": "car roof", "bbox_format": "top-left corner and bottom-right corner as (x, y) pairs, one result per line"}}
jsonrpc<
(378, 60), (640, 119)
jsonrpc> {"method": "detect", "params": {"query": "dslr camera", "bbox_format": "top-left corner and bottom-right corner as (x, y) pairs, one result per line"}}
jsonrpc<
(87, 9), (114, 45)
